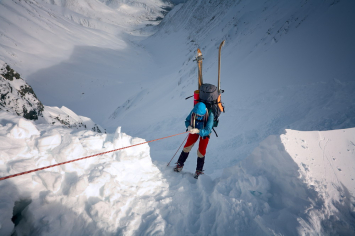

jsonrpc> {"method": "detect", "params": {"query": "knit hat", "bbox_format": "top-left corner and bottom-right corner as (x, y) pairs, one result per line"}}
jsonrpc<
(192, 102), (207, 116)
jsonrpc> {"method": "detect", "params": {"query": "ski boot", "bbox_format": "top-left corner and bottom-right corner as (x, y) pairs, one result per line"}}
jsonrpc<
(174, 151), (189, 172)
(174, 163), (184, 172)
(194, 170), (204, 179)
(194, 156), (205, 179)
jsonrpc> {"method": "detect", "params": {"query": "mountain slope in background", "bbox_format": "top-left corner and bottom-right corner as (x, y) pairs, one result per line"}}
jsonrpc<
(0, 0), (173, 125)
(106, 0), (355, 176)
(0, 0), (172, 76)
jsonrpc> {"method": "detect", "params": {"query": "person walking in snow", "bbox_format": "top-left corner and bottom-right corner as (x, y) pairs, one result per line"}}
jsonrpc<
(174, 102), (214, 179)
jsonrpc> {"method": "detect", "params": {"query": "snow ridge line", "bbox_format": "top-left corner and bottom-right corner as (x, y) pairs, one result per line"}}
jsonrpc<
(0, 131), (189, 181)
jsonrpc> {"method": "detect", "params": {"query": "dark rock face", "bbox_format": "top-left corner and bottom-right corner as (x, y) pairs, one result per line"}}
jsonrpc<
(0, 63), (44, 120)
(2, 65), (20, 81)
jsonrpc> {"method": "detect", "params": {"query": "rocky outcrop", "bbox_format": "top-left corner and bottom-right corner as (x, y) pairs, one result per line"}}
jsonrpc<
(0, 61), (103, 133)
(0, 62), (44, 120)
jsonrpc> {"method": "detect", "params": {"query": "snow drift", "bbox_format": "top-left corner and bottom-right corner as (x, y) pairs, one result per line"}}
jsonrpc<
(0, 111), (165, 235)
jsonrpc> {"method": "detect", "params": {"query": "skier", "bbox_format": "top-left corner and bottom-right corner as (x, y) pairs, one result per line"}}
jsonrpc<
(174, 102), (214, 179)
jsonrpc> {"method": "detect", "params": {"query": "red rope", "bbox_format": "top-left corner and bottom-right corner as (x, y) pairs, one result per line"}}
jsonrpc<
(0, 131), (188, 181)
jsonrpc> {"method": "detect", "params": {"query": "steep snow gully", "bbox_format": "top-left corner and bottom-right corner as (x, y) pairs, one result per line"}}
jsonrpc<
(1, 0), (355, 235)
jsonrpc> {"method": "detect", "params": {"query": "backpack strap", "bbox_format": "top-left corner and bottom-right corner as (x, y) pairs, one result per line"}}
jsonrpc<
(190, 111), (208, 129)
(191, 113), (195, 128)
(198, 99), (221, 105)
(212, 128), (218, 137)
(204, 108), (209, 127)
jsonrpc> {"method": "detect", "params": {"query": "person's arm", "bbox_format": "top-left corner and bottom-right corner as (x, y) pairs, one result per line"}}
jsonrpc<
(199, 112), (214, 137)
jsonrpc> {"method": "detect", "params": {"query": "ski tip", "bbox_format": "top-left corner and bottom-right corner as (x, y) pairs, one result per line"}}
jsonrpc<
(197, 48), (202, 56)
(220, 40), (225, 48)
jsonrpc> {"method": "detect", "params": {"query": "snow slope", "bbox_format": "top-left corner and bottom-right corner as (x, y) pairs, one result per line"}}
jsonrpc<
(0, 111), (354, 235)
(0, 0), (172, 76)
(0, 0), (172, 124)
(0, 0), (122, 76)
(106, 0), (355, 177)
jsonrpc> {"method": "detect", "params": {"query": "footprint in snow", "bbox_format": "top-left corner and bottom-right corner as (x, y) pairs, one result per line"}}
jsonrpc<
(250, 190), (262, 197)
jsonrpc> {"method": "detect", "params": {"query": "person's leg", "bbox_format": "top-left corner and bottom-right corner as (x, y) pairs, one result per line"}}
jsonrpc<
(176, 151), (189, 166)
(175, 134), (199, 172)
(196, 136), (210, 172)
(197, 136), (209, 159)
(196, 156), (205, 172)
(182, 133), (200, 154)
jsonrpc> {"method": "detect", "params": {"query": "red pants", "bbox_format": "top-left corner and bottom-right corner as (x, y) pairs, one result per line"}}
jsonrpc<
(183, 134), (210, 157)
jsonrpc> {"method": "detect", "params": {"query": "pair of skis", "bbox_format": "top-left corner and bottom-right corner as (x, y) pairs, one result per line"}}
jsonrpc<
(186, 40), (225, 103)
(196, 40), (225, 92)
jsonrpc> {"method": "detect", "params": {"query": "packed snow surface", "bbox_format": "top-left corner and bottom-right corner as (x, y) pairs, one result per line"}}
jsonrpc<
(0, 112), (354, 235)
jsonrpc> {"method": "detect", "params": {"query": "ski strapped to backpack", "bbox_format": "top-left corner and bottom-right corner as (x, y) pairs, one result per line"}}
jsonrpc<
(186, 40), (226, 137)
